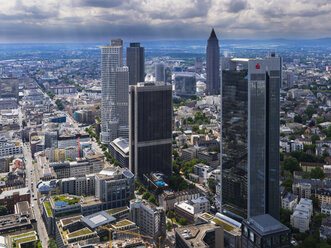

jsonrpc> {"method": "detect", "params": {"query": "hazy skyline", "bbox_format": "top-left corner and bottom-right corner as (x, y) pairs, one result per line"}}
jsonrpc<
(0, 0), (330, 42)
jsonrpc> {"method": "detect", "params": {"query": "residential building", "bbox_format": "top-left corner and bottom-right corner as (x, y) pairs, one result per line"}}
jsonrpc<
(129, 82), (172, 179)
(206, 28), (220, 95)
(174, 197), (210, 224)
(0, 187), (30, 213)
(0, 140), (22, 157)
(322, 202), (331, 216)
(159, 190), (200, 211)
(219, 55), (282, 219)
(320, 217), (331, 240)
(126, 42), (145, 85)
(292, 183), (312, 199)
(315, 188), (331, 205)
(281, 192), (298, 212)
(0, 78), (19, 100)
(291, 211), (310, 233)
(241, 214), (290, 248)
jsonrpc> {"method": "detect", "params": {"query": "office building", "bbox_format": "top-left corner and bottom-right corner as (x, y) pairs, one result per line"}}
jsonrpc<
(195, 57), (203, 73)
(129, 82), (172, 179)
(126, 42), (145, 85)
(44, 131), (58, 149)
(206, 28), (220, 95)
(175, 223), (224, 248)
(241, 214), (290, 248)
(95, 167), (135, 209)
(219, 55), (282, 220)
(109, 137), (129, 168)
(130, 199), (166, 243)
(174, 72), (196, 98)
(100, 39), (129, 144)
(0, 78), (19, 100)
(155, 63), (165, 82)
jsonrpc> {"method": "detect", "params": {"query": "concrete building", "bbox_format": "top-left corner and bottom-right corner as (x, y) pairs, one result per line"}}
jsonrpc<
(126, 42), (145, 85)
(0, 187), (30, 213)
(292, 183), (312, 199)
(219, 55), (282, 220)
(281, 192), (298, 212)
(174, 197), (210, 224)
(0, 140), (22, 157)
(129, 199), (166, 243)
(95, 167), (134, 209)
(100, 39), (129, 144)
(129, 82), (172, 179)
(322, 202), (331, 216)
(155, 63), (165, 82)
(241, 214), (290, 248)
(175, 223), (224, 248)
(174, 72), (196, 98)
(206, 28), (220, 95)
(0, 78), (19, 100)
(109, 137), (129, 168)
(291, 198), (313, 232)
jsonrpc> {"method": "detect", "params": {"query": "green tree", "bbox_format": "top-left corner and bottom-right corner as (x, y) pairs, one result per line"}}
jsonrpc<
(138, 186), (146, 194)
(302, 235), (317, 248)
(305, 106), (316, 119)
(280, 120), (286, 125)
(166, 221), (173, 231)
(310, 166), (325, 179)
(280, 208), (291, 227)
(0, 206), (7, 216)
(283, 157), (301, 174)
(47, 238), (58, 248)
(192, 125), (199, 133)
(207, 178), (216, 194)
(281, 178), (294, 192)
(178, 217), (187, 226)
(148, 195), (158, 206)
(294, 115), (302, 123)
(311, 134), (320, 144)
(142, 192), (151, 200)
(289, 134), (296, 140)
(315, 116), (324, 124)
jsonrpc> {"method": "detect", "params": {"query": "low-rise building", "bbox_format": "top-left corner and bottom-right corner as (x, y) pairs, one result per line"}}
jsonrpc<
(292, 183), (312, 199)
(0, 187), (30, 213)
(242, 214), (290, 248)
(315, 188), (331, 205)
(322, 202), (331, 216)
(320, 216), (331, 240)
(174, 197), (210, 224)
(281, 192), (298, 212)
(159, 189), (200, 211)
(290, 198), (313, 233)
(109, 137), (129, 168)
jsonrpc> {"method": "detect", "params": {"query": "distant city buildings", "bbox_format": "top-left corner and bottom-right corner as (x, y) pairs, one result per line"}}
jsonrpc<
(206, 28), (220, 95)
(129, 82), (172, 179)
(155, 63), (165, 82)
(174, 72), (196, 98)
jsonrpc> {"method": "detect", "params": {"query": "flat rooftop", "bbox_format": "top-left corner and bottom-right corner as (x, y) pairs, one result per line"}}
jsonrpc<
(244, 214), (289, 236)
(81, 211), (116, 229)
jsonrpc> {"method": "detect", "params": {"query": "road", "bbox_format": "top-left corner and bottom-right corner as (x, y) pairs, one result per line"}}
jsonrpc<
(23, 143), (49, 247)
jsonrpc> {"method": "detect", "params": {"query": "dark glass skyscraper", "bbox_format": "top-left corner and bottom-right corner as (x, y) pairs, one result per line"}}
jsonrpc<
(218, 56), (281, 220)
(206, 28), (220, 95)
(129, 82), (172, 179)
(126, 43), (145, 85)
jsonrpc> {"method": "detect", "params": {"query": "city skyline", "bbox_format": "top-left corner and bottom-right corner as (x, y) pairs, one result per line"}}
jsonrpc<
(0, 0), (330, 42)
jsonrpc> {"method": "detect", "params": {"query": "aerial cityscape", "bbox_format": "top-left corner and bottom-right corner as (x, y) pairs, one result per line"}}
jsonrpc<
(0, 0), (330, 248)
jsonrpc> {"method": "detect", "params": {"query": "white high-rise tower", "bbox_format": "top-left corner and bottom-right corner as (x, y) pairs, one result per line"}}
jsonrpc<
(100, 39), (129, 144)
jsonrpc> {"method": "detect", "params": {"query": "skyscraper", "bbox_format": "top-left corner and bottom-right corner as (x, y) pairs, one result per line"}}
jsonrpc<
(206, 28), (220, 95)
(100, 39), (129, 144)
(129, 82), (172, 179)
(126, 43), (145, 85)
(218, 55), (281, 220)
(155, 63), (165, 82)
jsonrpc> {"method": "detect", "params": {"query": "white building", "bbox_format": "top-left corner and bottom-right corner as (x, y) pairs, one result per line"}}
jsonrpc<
(291, 211), (310, 232)
(322, 202), (331, 216)
(0, 141), (22, 157)
(292, 183), (312, 199)
(281, 192), (298, 212)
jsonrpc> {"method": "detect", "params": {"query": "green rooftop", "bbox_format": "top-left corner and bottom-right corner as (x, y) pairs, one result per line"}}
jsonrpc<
(67, 228), (93, 239)
(112, 219), (133, 228)
(11, 231), (38, 248)
(105, 206), (128, 215)
(202, 213), (213, 220)
(53, 195), (81, 205)
(212, 217), (235, 232)
(44, 202), (53, 217)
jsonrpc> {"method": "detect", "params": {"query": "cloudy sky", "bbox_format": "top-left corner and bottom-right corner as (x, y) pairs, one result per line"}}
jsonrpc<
(0, 0), (330, 42)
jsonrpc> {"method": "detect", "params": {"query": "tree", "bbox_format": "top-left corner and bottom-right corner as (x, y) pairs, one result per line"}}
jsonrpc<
(311, 134), (320, 144)
(47, 238), (58, 248)
(167, 210), (174, 219)
(207, 178), (216, 194)
(305, 106), (316, 119)
(178, 217), (187, 225)
(166, 221), (173, 231)
(310, 166), (325, 179)
(0, 206), (7, 216)
(294, 115), (302, 123)
(281, 178), (294, 192)
(138, 186), (146, 194)
(142, 192), (151, 200)
(302, 235), (317, 248)
(280, 208), (291, 227)
(192, 125), (199, 133)
(148, 195), (158, 206)
(280, 120), (286, 125)
(289, 134), (296, 140)
(283, 157), (301, 174)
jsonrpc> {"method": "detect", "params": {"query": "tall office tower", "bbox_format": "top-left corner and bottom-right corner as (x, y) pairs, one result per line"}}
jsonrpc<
(218, 55), (282, 220)
(165, 66), (172, 83)
(129, 82), (172, 179)
(155, 63), (165, 82)
(126, 43), (145, 85)
(174, 72), (196, 98)
(116, 67), (129, 138)
(100, 39), (128, 144)
(206, 28), (220, 95)
(195, 57), (203, 73)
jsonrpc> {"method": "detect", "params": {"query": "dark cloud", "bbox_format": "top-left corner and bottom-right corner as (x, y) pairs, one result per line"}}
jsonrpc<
(227, 0), (248, 13)
(76, 0), (125, 8)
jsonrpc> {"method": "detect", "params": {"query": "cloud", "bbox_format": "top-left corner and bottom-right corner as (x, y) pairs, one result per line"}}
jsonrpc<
(0, 0), (329, 42)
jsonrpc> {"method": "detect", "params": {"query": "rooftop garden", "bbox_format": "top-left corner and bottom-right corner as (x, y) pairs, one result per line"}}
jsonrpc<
(61, 215), (83, 226)
(44, 202), (53, 217)
(112, 219), (133, 228)
(212, 217), (235, 232)
(202, 213), (213, 220)
(53, 195), (80, 205)
(105, 206), (128, 215)
(67, 228), (93, 239)
(11, 231), (37, 248)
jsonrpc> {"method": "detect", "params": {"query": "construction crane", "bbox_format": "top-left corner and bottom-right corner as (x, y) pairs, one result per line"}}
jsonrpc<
(100, 225), (161, 248)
